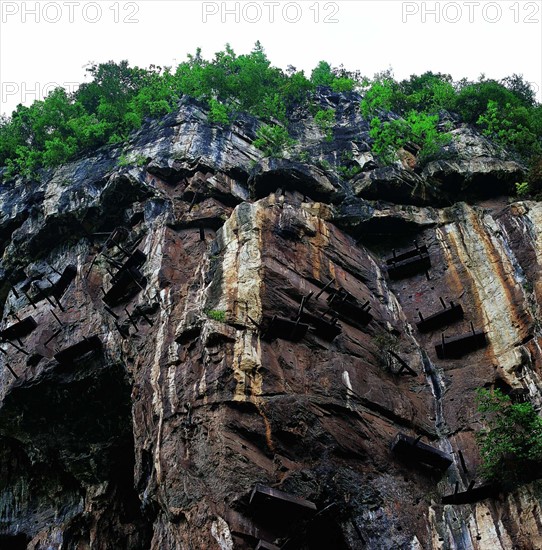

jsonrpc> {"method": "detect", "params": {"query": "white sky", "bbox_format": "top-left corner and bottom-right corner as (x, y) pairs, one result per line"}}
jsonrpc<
(1, 0), (541, 116)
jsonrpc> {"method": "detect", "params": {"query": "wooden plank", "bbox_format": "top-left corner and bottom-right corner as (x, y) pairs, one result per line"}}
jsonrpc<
(435, 331), (487, 359)
(386, 245), (429, 266)
(111, 249), (147, 284)
(416, 303), (464, 333)
(263, 316), (309, 342)
(388, 350), (417, 377)
(52, 265), (77, 299)
(326, 289), (372, 326)
(300, 312), (341, 341)
(387, 254), (431, 280)
(54, 335), (102, 364)
(103, 268), (146, 307)
(391, 433), (452, 472)
(250, 484), (317, 513)
(0, 317), (37, 341)
(442, 483), (499, 505)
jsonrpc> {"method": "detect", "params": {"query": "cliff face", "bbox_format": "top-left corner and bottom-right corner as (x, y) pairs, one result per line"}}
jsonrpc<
(0, 94), (541, 550)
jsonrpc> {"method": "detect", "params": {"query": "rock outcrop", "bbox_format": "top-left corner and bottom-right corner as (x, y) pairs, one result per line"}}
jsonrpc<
(0, 94), (541, 550)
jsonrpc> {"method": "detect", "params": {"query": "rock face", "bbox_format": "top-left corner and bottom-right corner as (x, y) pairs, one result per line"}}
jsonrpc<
(0, 94), (541, 549)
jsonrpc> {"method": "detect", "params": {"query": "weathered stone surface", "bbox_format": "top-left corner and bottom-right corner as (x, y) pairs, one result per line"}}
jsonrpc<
(422, 127), (526, 199)
(352, 165), (431, 206)
(1, 95), (542, 550)
(250, 158), (343, 203)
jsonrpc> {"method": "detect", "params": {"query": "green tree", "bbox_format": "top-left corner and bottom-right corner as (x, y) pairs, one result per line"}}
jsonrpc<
(311, 61), (355, 92)
(454, 78), (523, 124)
(476, 388), (542, 482)
(361, 73), (401, 119)
(477, 100), (542, 158)
(369, 111), (450, 165)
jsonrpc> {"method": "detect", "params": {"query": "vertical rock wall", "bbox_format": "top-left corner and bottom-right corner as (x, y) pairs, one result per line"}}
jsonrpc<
(1, 98), (542, 549)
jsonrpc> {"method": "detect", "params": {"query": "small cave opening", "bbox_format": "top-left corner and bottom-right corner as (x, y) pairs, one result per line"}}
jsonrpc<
(303, 517), (349, 550)
(0, 534), (30, 550)
(490, 377), (529, 404)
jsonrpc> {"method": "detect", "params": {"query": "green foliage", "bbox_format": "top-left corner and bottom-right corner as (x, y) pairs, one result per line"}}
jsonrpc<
(455, 77), (529, 124)
(317, 158), (332, 171)
(477, 100), (542, 158)
(516, 182), (530, 197)
(361, 74), (399, 119)
(338, 164), (361, 179)
(1, 42), (540, 187)
(205, 309), (226, 322)
(310, 61), (355, 92)
(314, 108), (335, 141)
(361, 71), (455, 118)
(528, 155), (542, 195)
(208, 99), (230, 124)
(118, 153), (147, 168)
(361, 71), (540, 166)
(369, 111), (451, 165)
(0, 42), (339, 177)
(253, 124), (295, 157)
(398, 72), (456, 113)
(297, 150), (310, 163)
(475, 388), (542, 482)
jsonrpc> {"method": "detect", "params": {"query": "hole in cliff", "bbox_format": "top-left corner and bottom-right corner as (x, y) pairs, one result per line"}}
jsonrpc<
(130, 211), (145, 226)
(26, 353), (44, 367)
(304, 516), (349, 550)
(175, 326), (201, 345)
(0, 534), (30, 550)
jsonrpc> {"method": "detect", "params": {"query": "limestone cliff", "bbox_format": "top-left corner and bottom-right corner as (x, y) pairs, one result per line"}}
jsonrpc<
(0, 92), (541, 550)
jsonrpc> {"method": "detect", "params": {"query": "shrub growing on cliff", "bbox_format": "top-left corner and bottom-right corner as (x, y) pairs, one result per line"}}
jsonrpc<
(205, 309), (226, 322)
(314, 108), (336, 142)
(253, 124), (295, 157)
(475, 388), (542, 482)
(310, 61), (356, 92)
(477, 100), (542, 158)
(361, 71), (540, 167)
(369, 111), (451, 166)
(0, 42), (360, 177)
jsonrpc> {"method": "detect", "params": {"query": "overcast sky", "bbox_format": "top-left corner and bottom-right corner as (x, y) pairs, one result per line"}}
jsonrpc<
(1, 0), (541, 116)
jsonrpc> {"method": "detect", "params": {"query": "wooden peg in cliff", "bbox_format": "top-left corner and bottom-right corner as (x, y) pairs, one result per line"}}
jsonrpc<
(314, 278), (335, 300)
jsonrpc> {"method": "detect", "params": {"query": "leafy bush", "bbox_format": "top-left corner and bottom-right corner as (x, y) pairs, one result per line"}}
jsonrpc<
(317, 158), (332, 171)
(369, 111), (451, 166)
(314, 108), (335, 142)
(361, 71), (540, 166)
(361, 74), (399, 119)
(296, 151), (310, 163)
(477, 100), (542, 158)
(208, 99), (230, 124)
(253, 124), (295, 157)
(455, 77), (531, 124)
(310, 61), (355, 92)
(205, 309), (226, 322)
(476, 388), (542, 482)
(338, 164), (361, 179)
(516, 182), (530, 197)
(1, 43), (540, 185)
(1, 43), (363, 178)
(528, 155), (542, 195)
(118, 153), (147, 168)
